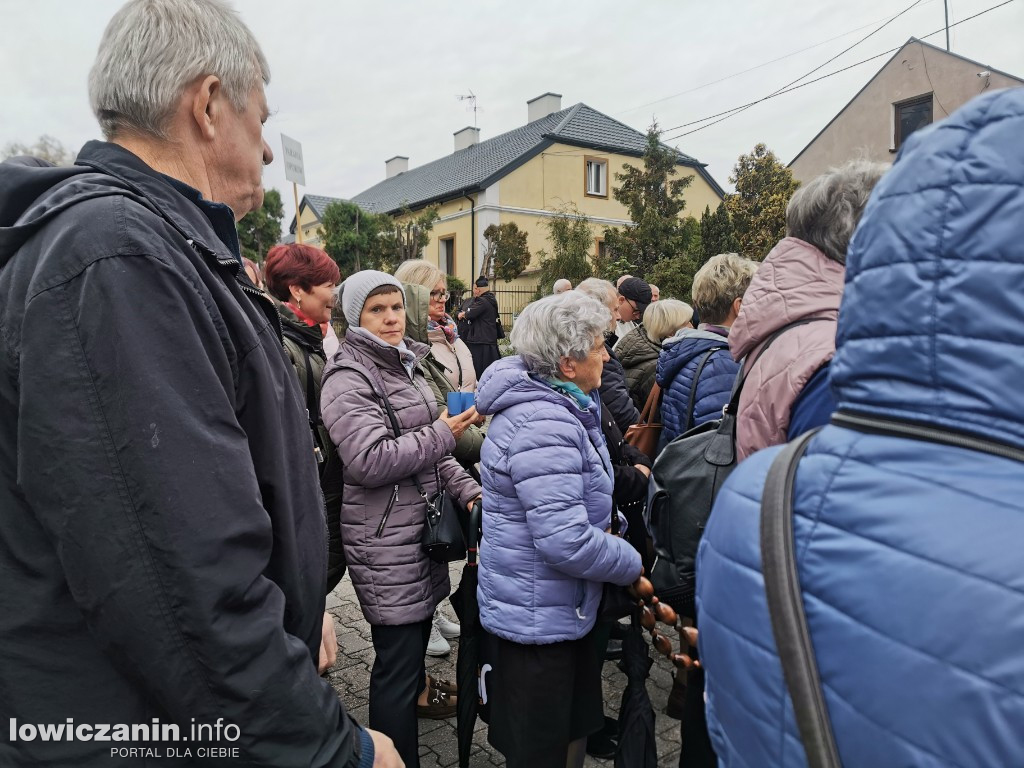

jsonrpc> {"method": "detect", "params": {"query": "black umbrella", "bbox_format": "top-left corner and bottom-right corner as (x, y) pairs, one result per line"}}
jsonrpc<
(615, 616), (658, 768)
(451, 500), (483, 768)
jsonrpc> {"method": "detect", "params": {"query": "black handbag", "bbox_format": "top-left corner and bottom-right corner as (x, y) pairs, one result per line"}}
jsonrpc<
(375, 382), (468, 563)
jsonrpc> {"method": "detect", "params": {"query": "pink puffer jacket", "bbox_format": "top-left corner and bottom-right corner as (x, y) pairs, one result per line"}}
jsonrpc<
(728, 237), (844, 461)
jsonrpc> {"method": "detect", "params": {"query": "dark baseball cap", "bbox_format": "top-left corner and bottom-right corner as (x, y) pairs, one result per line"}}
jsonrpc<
(618, 277), (652, 315)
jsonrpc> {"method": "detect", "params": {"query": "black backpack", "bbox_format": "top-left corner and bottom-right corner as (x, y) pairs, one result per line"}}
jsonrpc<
(646, 318), (827, 617)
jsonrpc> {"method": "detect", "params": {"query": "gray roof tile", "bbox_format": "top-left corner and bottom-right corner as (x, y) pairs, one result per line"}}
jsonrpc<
(350, 103), (718, 214)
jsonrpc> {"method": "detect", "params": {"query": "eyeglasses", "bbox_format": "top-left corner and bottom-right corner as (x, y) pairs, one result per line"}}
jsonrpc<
(429, 290), (450, 301)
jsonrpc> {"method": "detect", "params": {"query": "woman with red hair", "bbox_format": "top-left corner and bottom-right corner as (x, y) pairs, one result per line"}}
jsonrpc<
(263, 244), (344, 671)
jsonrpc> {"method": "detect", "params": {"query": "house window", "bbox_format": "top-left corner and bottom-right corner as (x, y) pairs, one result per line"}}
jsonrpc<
(894, 94), (933, 150)
(596, 238), (608, 261)
(439, 236), (455, 276)
(585, 157), (608, 198)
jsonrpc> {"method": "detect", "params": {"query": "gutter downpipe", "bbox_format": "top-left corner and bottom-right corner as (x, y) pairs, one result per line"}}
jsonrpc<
(464, 192), (476, 279)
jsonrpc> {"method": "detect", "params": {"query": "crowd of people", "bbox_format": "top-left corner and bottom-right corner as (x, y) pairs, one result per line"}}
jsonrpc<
(2, 1), (1024, 767)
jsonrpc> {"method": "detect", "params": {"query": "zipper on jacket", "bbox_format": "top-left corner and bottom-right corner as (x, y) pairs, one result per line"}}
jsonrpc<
(375, 485), (400, 537)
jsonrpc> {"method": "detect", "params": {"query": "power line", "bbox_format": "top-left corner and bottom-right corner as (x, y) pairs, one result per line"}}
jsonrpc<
(661, 0), (1016, 141)
(614, 2), (939, 117)
(662, 0), (925, 137)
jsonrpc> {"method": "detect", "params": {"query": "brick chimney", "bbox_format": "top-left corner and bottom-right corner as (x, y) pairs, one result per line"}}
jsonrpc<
(527, 92), (562, 123)
(454, 126), (480, 152)
(385, 155), (408, 179)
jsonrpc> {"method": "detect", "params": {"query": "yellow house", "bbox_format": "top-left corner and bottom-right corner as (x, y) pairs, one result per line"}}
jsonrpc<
(292, 93), (724, 314)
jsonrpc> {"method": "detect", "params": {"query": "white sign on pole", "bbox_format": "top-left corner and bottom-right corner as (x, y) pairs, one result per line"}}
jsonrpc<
(280, 134), (306, 186)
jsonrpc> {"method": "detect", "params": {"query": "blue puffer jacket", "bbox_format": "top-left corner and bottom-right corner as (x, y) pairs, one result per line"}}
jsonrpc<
(656, 328), (738, 445)
(697, 89), (1024, 767)
(475, 357), (642, 645)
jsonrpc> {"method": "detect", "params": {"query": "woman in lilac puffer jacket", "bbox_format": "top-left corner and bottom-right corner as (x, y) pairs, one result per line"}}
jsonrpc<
(476, 291), (643, 768)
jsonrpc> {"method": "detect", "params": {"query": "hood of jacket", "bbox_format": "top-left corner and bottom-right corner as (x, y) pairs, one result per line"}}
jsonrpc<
(657, 327), (729, 385)
(728, 237), (844, 361)
(278, 302), (323, 350)
(833, 86), (1024, 449)
(402, 282), (431, 345)
(0, 142), (240, 273)
(476, 355), (600, 425)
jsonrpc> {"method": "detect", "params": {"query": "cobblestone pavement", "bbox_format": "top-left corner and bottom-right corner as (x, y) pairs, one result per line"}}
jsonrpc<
(325, 563), (682, 767)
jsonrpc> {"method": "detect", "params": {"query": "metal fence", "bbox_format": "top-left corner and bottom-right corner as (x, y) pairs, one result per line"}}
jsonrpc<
(448, 285), (539, 329)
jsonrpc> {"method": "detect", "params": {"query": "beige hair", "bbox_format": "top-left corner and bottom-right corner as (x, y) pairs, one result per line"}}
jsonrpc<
(643, 299), (693, 344)
(394, 259), (445, 290)
(691, 253), (759, 324)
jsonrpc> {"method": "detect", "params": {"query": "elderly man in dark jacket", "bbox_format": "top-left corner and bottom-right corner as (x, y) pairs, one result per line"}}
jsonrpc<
(576, 278), (641, 433)
(458, 276), (502, 377)
(0, 1), (396, 767)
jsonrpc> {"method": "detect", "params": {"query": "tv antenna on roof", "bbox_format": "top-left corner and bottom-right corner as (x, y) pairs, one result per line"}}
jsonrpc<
(456, 90), (482, 127)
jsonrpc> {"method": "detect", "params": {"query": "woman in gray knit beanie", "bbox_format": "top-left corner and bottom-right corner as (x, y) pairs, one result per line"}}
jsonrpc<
(320, 270), (482, 767)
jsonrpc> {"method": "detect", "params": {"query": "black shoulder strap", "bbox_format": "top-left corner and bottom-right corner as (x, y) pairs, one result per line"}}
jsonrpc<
(684, 347), (724, 433)
(301, 349), (323, 430)
(726, 317), (832, 417)
(760, 427), (839, 768)
(832, 411), (1024, 463)
(333, 360), (434, 499)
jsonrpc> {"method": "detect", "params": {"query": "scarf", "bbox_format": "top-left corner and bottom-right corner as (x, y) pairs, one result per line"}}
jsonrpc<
(546, 379), (592, 409)
(428, 313), (459, 344)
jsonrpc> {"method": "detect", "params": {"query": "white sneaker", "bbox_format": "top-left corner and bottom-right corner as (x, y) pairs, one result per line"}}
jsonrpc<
(426, 621), (451, 657)
(434, 608), (461, 639)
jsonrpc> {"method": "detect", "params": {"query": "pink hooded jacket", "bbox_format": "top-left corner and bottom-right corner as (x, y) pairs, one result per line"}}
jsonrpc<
(728, 237), (844, 461)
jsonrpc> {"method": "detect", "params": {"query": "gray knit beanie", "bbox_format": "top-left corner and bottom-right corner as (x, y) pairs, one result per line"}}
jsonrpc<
(340, 270), (405, 327)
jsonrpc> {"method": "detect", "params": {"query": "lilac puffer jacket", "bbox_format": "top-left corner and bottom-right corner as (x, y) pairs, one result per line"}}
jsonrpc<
(475, 357), (642, 645)
(321, 329), (480, 626)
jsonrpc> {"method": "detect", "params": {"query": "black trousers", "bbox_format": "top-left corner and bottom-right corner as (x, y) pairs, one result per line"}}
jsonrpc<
(369, 620), (431, 768)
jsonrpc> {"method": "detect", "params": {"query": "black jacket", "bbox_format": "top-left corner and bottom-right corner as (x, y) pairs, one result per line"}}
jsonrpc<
(460, 290), (500, 344)
(0, 144), (366, 767)
(600, 333), (641, 434)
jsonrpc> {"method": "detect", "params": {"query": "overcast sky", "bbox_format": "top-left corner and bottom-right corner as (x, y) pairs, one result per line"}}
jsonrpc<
(3, 0), (1022, 227)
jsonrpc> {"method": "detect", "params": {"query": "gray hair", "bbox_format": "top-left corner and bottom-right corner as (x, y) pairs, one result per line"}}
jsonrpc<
(691, 253), (759, 325)
(552, 278), (572, 294)
(511, 292), (610, 380)
(575, 277), (617, 311)
(785, 160), (888, 265)
(89, 0), (270, 140)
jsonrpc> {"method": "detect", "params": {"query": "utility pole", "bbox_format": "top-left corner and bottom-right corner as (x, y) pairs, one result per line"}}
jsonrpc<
(944, 0), (951, 51)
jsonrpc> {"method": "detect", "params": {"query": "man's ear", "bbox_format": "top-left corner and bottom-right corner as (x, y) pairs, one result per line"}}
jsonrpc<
(190, 75), (222, 142)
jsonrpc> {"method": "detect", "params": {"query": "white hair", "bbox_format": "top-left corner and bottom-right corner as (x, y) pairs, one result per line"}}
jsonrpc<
(786, 160), (888, 265)
(89, 0), (270, 140)
(552, 278), (572, 294)
(575, 277), (617, 311)
(511, 292), (610, 380)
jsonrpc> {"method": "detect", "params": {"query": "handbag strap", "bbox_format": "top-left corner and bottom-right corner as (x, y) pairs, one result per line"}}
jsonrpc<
(337, 362), (437, 500)
(760, 427), (839, 768)
(683, 347), (723, 433)
(832, 410), (1024, 463)
(637, 382), (662, 426)
(726, 317), (831, 417)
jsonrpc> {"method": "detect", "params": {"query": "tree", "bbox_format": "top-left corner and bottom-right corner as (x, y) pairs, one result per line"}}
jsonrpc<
(2, 135), (75, 166)
(377, 206), (440, 272)
(699, 202), (740, 264)
(646, 251), (701, 303)
(237, 188), (283, 262)
(601, 122), (695, 277)
(483, 222), (531, 282)
(534, 204), (595, 297)
(320, 200), (388, 275)
(725, 143), (800, 260)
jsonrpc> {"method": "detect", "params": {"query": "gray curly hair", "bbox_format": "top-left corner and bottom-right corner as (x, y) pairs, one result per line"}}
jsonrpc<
(786, 160), (889, 265)
(510, 292), (610, 380)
